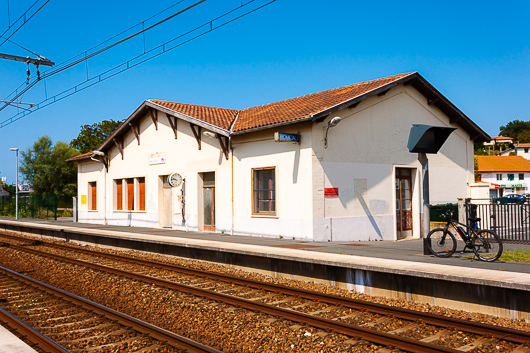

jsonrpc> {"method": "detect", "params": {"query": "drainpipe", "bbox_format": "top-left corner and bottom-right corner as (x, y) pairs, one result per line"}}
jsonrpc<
(230, 137), (234, 235)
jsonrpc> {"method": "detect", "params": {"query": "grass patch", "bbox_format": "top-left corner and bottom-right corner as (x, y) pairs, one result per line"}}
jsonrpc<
(499, 250), (530, 263)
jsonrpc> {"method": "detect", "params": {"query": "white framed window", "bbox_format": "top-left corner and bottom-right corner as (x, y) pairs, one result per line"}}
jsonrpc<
(496, 174), (502, 181)
(252, 167), (276, 215)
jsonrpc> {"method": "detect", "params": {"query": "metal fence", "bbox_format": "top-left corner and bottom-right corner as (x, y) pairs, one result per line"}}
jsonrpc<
(465, 199), (530, 243)
(0, 194), (72, 220)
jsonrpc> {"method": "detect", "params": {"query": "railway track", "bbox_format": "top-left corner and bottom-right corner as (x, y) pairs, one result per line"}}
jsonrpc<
(2, 233), (530, 352)
(0, 265), (219, 353)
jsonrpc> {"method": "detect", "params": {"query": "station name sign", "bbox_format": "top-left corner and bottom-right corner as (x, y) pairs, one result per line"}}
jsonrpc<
(274, 132), (300, 144)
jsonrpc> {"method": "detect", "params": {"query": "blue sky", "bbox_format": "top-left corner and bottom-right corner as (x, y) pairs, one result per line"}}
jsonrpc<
(0, 0), (529, 183)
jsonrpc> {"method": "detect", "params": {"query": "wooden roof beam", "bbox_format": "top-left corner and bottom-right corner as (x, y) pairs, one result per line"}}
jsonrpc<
(218, 135), (229, 160)
(449, 115), (462, 124)
(190, 123), (201, 150)
(149, 108), (158, 130)
(166, 113), (177, 139)
(113, 138), (124, 160)
(428, 97), (440, 106)
(377, 88), (390, 96)
(129, 122), (140, 145)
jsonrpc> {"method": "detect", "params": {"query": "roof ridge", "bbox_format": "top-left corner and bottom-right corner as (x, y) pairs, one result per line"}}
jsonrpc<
(148, 99), (238, 113)
(238, 72), (414, 113)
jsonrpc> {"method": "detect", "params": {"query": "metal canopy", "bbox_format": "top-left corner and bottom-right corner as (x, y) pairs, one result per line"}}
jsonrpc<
(407, 124), (457, 154)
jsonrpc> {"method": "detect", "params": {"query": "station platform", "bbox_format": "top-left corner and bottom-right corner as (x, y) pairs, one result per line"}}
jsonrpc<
(1, 217), (530, 320)
(0, 324), (38, 353)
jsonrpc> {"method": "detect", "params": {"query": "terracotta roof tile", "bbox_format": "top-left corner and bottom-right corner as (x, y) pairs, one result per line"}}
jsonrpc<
(66, 151), (94, 162)
(149, 100), (238, 131)
(476, 156), (530, 172)
(148, 73), (413, 133)
(516, 143), (530, 148)
(491, 136), (513, 140)
(233, 73), (413, 132)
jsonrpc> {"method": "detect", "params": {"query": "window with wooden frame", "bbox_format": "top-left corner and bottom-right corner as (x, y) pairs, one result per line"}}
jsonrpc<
(252, 167), (276, 215)
(114, 177), (146, 212)
(115, 180), (123, 210)
(138, 177), (145, 211)
(126, 178), (134, 211)
(88, 182), (97, 211)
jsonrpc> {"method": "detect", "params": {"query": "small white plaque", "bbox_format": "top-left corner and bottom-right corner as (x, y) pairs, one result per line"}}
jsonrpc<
(148, 152), (167, 165)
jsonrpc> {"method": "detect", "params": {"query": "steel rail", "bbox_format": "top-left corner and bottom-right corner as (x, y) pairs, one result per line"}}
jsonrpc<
(0, 265), (220, 353)
(3, 241), (461, 353)
(0, 306), (71, 353)
(4, 234), (530, 346)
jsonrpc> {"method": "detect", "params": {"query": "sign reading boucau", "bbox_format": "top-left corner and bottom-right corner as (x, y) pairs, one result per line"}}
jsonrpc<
(274, 132), (300, 144)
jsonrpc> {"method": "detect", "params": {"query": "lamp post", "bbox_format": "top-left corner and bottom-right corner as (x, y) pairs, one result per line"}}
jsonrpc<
(9, 148), (19, 220)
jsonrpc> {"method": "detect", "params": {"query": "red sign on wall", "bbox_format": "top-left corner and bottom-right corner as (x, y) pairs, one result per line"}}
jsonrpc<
(324, 188), (339, 197)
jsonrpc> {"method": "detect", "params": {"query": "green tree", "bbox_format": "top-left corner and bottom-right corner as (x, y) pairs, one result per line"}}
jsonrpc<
(20, 136), (78, 198)
(70, 119), (123, 153)
(517, 130), (530, 143)
(499, 120), (530, 139)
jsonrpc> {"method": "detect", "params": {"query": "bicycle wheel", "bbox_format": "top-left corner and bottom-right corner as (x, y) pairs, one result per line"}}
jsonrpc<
(472, 229), (503, 262)
(426, 228), (456, 257)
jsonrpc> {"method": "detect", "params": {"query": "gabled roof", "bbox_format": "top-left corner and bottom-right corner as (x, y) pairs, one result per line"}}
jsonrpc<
(86, 72), (490, 157)
(516, 143), (530, 148)
(66, 151), (94, 162)
(233, 73), (412, 132)
(476, 156), (530, 172)
(149, 100), (238, 131)
(492, 136), (513, 140)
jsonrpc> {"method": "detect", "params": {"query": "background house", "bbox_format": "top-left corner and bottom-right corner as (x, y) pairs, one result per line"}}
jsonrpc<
(0, 181), (12, 197)
(476, 155), (530, 198)
(70, 72), (489, 241)
(499, 142), (530, 160)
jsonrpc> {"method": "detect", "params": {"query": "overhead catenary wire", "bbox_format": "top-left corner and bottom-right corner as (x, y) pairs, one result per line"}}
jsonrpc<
(2, 0), (189, 107)
(0, 0), (207, 113)
(0, 0), (50, 47)
(0, 0), (276, 129)
(0, 0), (277, 128)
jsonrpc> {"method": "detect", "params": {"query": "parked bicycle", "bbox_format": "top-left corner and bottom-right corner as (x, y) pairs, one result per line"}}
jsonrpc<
(426, 210), (503, 261)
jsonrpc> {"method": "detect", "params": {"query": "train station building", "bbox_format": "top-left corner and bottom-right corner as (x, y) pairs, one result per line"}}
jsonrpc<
(68, 72), (489, 241)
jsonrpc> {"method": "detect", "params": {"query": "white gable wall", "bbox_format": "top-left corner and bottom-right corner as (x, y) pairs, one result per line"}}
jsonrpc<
(78, 110), (232, 230)
(311, 85), (473, 241)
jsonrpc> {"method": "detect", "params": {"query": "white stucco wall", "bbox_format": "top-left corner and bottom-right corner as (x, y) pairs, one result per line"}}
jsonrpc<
(231, 124), (314, 240)
(76, 83), (477, 242)
(310, 85), (472, 241)
(78, 111), (232, 230)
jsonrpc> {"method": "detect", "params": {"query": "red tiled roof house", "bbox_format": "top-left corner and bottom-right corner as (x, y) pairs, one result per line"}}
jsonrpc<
(69, 72), (489, 241)
(476, 155), (530, 197)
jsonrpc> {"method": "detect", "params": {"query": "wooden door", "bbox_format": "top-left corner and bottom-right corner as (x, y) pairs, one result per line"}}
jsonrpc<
(159, 175), (172, 228)
(396, 168), (413, 239)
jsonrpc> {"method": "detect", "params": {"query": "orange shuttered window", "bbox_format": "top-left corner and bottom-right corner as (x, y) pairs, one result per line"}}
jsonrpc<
(127, 179), (134, 210)
(90, 182), (97, 210)
(116, 180), (123, 210)
(139, 177), (145, 211)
